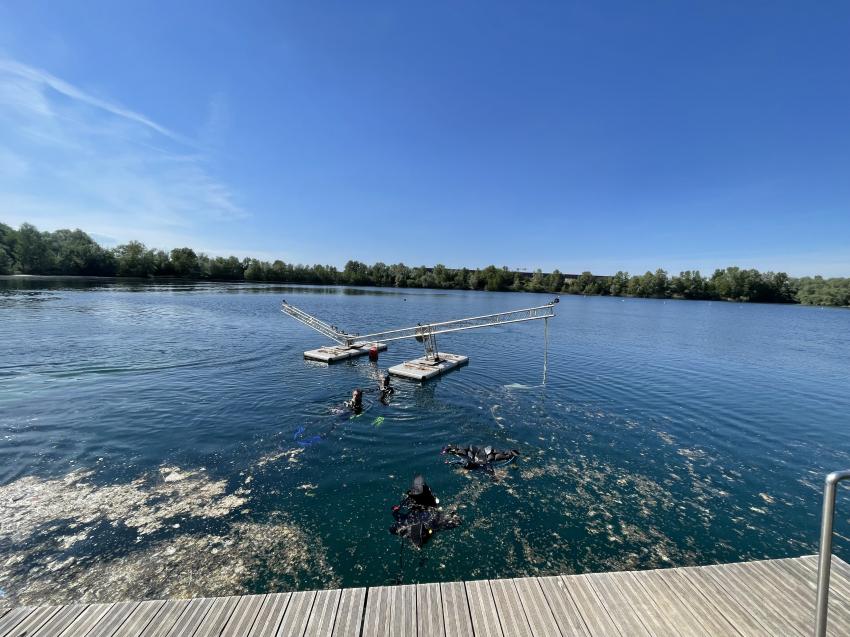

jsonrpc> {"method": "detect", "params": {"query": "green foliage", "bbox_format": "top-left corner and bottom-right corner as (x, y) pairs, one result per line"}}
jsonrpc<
(0, 222), (15, 274)
(15, 223), (52, 274)
(114, 241), (157, 277)
(2, 221), (848, 306)
(50, 229), (115, 275)
(796, 276), (850, 307)
(170, 248), (201, 279)
(544, 269), (564, 294)
(525, 269), (545, 293)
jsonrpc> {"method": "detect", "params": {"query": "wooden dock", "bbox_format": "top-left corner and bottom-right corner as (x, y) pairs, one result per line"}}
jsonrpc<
(389, 353), (469, 381)
(1, 554), (848, 636)
(304, 343), (387, 363)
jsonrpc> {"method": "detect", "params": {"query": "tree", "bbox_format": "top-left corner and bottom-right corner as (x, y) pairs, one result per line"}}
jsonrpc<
(113, 241), (157, 277)
(343, 260), (369, 286)
(432, 264), (451, 289)
(453, 268), (469, 289)
(544, 269), (564, 293)
(651, 269), (669, 297)
(244, 259), (268, 281)
(0, 245), (11, 274)
(14, 223), (51, 274)
(208, 256), (244, 280)
(609, 271), (630, 296)
(0, 223), (17, 274)
(49, 229), (114, 275)
(170, 248), (201, 279)
(510, 273), (524, 291)
(526, 269), (545, 293)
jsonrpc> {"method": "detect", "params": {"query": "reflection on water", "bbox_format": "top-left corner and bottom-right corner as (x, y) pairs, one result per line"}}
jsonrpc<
(1, 278), (849, 606)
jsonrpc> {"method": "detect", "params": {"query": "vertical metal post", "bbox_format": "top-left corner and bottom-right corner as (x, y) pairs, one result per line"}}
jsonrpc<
(543, 316), (549, 385)
(815, 470), (850, 637)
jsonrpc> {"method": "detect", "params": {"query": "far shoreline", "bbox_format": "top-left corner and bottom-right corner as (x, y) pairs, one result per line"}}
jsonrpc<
(2, 274), (847, 309)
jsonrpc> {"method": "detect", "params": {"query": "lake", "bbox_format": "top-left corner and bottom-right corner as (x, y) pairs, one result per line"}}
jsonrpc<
(1, 277), (849, 606)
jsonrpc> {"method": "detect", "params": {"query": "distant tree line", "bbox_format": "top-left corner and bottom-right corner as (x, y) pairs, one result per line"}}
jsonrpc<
(1, 222), (848, 307)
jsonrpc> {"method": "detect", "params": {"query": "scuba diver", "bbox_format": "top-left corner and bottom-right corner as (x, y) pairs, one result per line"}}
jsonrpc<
(380, 374), (395, 404)
(347, 388), (363, 414)
(389, 475), (460, 547)
(441, 444), (519, 475)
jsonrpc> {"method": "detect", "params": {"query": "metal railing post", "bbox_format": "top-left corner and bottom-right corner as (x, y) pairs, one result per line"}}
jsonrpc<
(814, 469), (850, 637)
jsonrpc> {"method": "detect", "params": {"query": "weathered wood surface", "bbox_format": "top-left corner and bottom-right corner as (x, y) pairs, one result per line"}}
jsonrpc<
(388, 353), (469, 381)
(4, 554), (849, 636)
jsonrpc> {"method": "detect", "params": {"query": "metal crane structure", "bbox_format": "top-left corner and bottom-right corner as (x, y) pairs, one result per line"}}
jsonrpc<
(281, 298), (557, 381)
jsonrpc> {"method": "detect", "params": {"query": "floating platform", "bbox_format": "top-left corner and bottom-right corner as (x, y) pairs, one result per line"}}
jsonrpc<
(388, 352), (469, 381)
(303, 342), (387, 363)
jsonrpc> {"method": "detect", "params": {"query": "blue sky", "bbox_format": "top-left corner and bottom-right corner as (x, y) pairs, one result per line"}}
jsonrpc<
(0, 2), (848, 276)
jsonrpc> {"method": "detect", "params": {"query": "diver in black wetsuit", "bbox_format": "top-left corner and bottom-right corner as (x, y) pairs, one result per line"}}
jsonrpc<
(389, 475), (460, 547)
(380, 374), (395, 404)
(347, 388), (363, 414)
(441, 444), (519, 474)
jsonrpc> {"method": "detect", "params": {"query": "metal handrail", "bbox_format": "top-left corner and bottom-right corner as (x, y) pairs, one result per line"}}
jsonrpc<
(814, 469), (850, 637)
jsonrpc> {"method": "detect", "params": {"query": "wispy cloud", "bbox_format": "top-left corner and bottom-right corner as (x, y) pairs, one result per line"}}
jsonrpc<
(0, 57), (246, 249)
(0, 58), (184, 143)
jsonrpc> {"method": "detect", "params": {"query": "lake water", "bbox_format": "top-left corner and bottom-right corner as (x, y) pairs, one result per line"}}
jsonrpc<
(1, 277), (849, 606)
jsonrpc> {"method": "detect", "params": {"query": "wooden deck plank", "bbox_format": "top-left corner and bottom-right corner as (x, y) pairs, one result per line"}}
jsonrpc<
(114, 600), (166, 637)
(559, 574), (621, 637)
(192, 596), (238, 637)
(163, 598), (214, 637)
(0, 606), (36, 637)
(439, 582), (472, 637)
(823, 554), (850, 581)
(219, 595), (265, 637)
(635, 568), (738, 637)
(623, 570), (711, 637)
(276, 591), (315, 637)
(0, 605), (59, 637)
(10, 555), (840, 637)
(416, 583), (444, 637)
(606, 572), (681, 637)
(749, 558), (850, 637)
(330, 588), (365, 637)
(536, 576), (591, 637)
(27, 605), (88, 637)
(674, 567), (768, 637)
(464, 580), (503, 637)
(787, 555), (850, 604)
(584, 573), (651, 637)
(510, 577), (564, 637)
(86, 601), (139, 637)
(247, 593), (290, 637)
(137, 600), (191, 637)
(799, 554), (850, 602)
(725, 561), (815, 636)
(392, 585), (416, 637)
(360, 584), (416, 637)
(362, 586), (392, 637)
(54, 604), (113, 637)
(701, 562), (803, 637)
(488, 579), (532, 637)
(304, 589), (341, 637)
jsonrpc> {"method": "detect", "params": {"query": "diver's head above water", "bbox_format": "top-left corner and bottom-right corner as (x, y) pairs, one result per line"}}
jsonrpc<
(407, 473), (439, 507)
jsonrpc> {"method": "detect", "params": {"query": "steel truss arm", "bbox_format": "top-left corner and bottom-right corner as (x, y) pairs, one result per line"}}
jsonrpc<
(348, 303), (555, 346)
(281, 298), (557, 348)
(281, 301), (350, 345)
